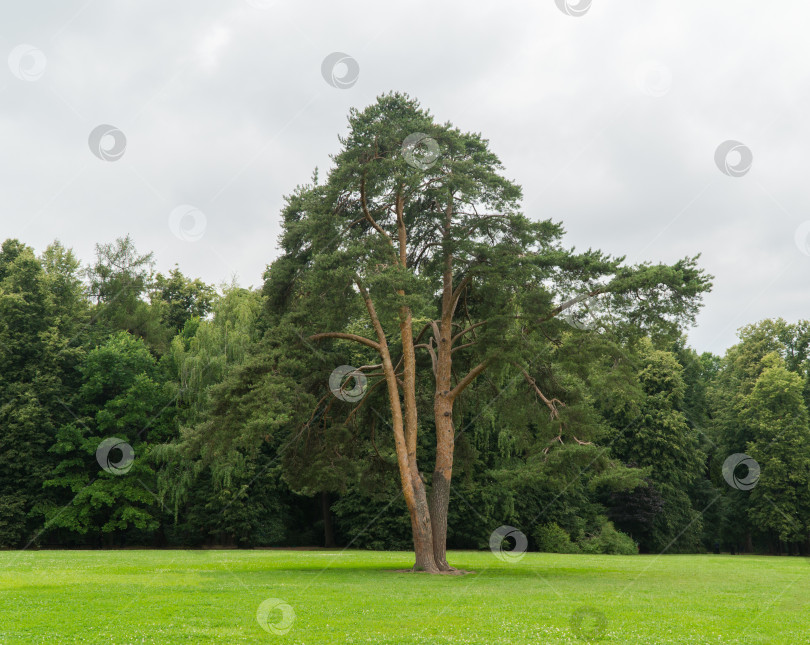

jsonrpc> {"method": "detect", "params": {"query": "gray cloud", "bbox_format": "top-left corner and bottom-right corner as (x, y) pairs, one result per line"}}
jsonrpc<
(2, 0), (809, 354)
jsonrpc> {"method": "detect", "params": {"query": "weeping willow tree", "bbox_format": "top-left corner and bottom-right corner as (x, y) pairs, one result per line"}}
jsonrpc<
(155, 285), (266, 519)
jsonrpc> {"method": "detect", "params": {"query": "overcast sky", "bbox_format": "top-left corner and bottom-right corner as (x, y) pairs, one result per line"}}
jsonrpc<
(2, 0), (809, 355)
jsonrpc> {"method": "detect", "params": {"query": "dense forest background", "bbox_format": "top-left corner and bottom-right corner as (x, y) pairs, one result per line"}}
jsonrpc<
(1, 232), (809, 556)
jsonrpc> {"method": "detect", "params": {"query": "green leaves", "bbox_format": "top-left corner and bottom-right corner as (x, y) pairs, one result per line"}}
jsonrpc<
(41, 332), (177, 540)
(743, 354), (810, 543)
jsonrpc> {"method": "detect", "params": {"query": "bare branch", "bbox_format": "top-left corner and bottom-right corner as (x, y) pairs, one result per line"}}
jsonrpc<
(354, 363), (383, 372)
(540, 288), (604, 323)
(450, 273), (473, 310)
(346, 378), (386, 424)
(430, 320), (441, 345)
(448, 360), (489, 402)
(518, 365), (565, 421)
(395, 189), (407, 268)
(354, 275), (388, 346)
(309, 332), (381, 352)
(414, 323), (433, 344)
(451, 320), (488, 345)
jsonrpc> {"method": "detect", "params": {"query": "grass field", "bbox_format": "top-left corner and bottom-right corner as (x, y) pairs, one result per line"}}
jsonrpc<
(1, 549), (808, 644)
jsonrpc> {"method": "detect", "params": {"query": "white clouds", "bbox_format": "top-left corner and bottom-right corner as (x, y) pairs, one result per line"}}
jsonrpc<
(196, 25), (231, 71)
(2, 0), (810, 352)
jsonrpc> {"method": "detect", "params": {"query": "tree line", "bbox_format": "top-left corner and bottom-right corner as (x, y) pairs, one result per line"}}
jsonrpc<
(2, 94), (809, 567)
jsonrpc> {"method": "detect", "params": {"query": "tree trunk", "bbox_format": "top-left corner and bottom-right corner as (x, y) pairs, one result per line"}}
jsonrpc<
(429, 373), (455, 570)
(429, 467), (452, 570)
(370, 288), (438, 572)
(427, 196), (459, 571)
(409, 472), (439, 571)
(321, 491), (335, 548)
(393, 191), (439, 573)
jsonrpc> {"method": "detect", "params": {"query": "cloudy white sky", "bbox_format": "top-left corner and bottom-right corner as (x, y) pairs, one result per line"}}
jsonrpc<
(2, 0), (809, 355)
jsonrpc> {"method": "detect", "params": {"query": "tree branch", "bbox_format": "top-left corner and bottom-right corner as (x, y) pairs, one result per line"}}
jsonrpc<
(540, 289), (604, 323)
(346, 378), (387, 424)
(451, 341), (477, 354)
(448, 360), (489, 402)
(360, 173), (395, 249)
(451, 320), (488, 345)
(461, 213), (510, 235)
(518, 365), (565, 421)
(309, 332), (381, 352)
(354, 275), (388, 346)
(450, 273), (473, 311)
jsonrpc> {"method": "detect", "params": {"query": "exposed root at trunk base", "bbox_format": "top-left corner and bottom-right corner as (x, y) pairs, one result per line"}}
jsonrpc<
(435, 559), (454, 572)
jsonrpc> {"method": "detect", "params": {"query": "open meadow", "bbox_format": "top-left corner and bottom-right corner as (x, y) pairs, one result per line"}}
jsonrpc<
(1, 550), (808, 644)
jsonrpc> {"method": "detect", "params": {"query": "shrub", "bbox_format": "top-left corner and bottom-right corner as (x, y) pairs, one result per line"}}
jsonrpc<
(579, 520), (638, 555)
(534, 522), (580, 554)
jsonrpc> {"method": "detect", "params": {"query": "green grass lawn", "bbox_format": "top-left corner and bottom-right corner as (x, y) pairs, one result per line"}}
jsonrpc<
(1, 549), (808, 644)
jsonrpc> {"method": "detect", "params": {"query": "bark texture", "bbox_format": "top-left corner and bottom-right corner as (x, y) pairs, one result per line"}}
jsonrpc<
(321, 491), (335, 548)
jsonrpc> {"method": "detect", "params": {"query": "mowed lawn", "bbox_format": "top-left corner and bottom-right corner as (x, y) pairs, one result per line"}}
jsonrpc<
(1, 550), (809, 644)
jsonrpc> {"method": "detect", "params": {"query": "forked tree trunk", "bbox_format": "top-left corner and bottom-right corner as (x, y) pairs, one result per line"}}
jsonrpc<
(409, 472), (439, 571)
(400, 303), (439, 572)
(428, 461), (452, 570)
(352, 275), (440, 573)
(385, 357), (439, 573)
(392, 190), (441, 573)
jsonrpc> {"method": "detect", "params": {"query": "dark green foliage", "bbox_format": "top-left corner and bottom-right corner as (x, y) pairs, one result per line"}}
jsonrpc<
(0, 256), (803, 554)
(152, 266), (215, 335)
(0, 240), (85, 546)
(578, 520), (638, 555)
(40, 332), (177, 540)
(607, 481), (664, 550)
(534, 522), (580, 554)
(332, 484), (413, 551)
(165, 451), (292, 547)
(708, 320), (810, 554)
(0, 97), (805, 558)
